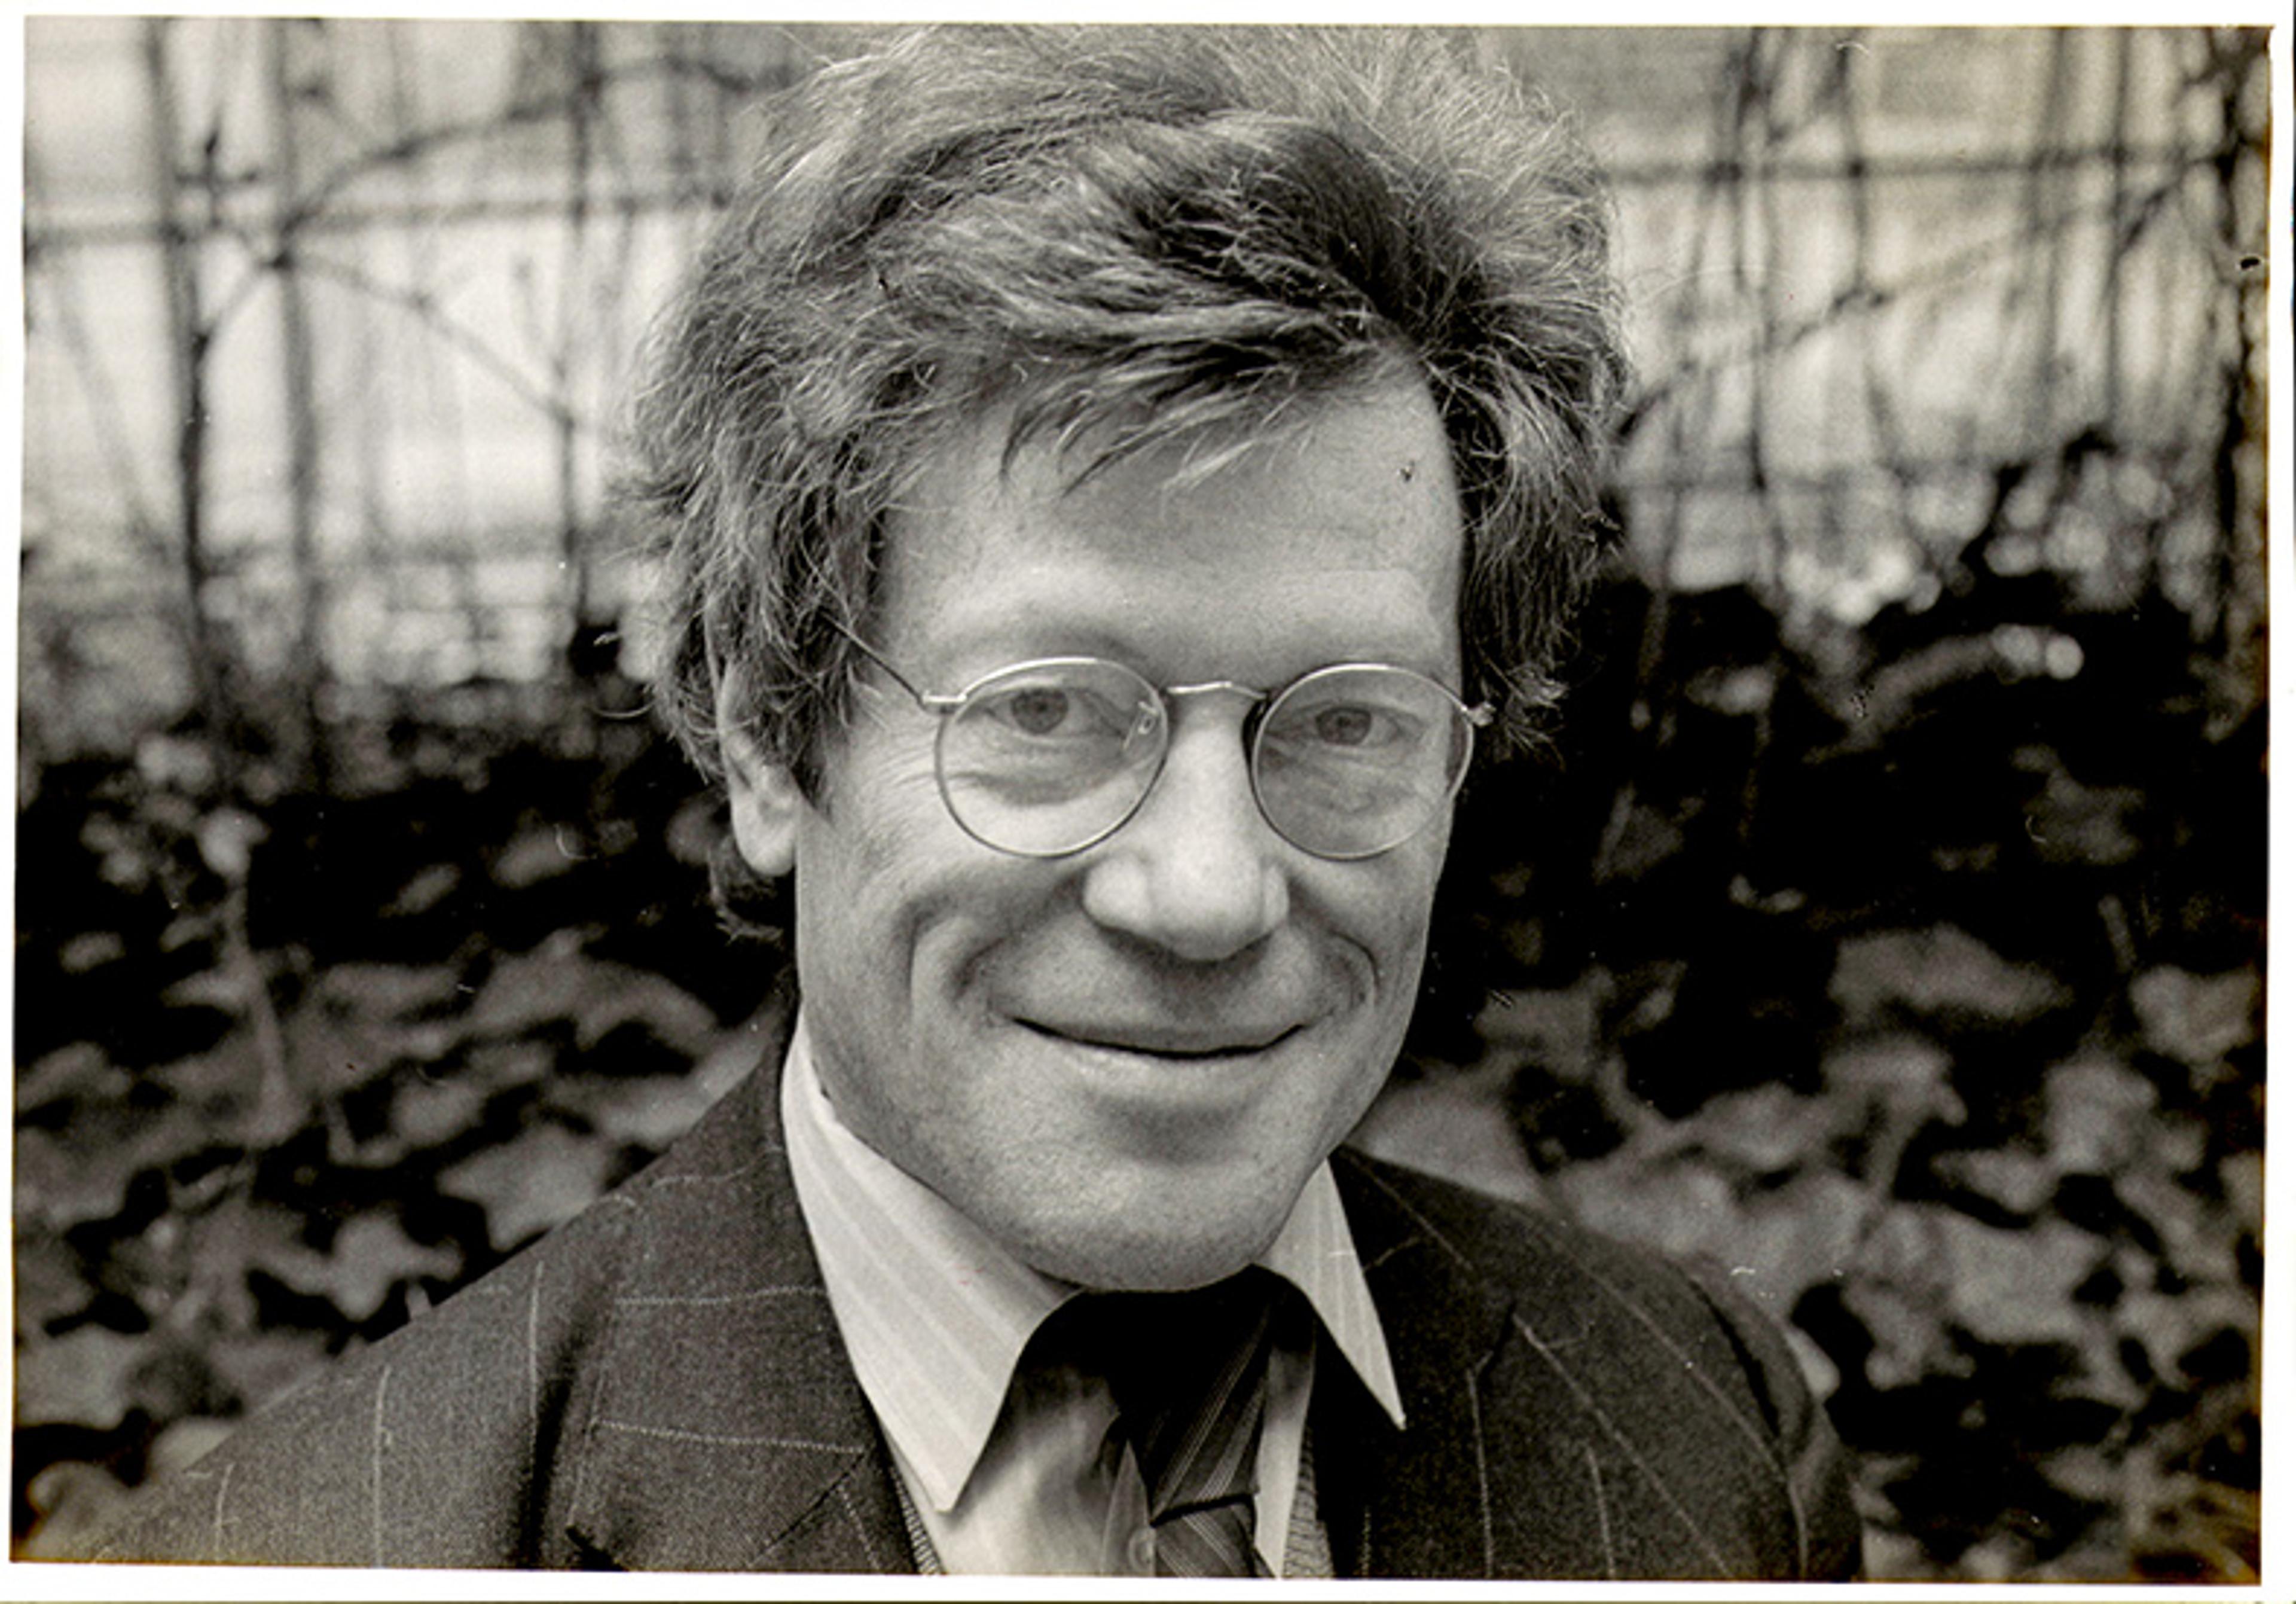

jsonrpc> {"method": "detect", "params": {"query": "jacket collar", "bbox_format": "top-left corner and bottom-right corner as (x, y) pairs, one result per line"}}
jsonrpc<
(1332, 1148), (1742, 1581)
(560, 1010), (912, 1572)
(1323, 1148), (1519, 1578)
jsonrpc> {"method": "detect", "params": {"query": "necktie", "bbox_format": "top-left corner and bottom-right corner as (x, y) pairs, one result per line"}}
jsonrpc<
(1068, 1270), (1282, 1578)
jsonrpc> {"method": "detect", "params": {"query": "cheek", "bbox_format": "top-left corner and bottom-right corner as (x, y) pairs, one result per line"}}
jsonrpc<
(802, 741), (951, 912)
(797, 749), (1049, 1018)
(1349, 831), (1448, 983)
(792, 752), (936, 1012)
(823, 734), (944, 837)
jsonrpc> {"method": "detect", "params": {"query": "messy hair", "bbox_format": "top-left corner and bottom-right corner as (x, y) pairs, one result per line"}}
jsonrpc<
(628, 24), (1628, 802)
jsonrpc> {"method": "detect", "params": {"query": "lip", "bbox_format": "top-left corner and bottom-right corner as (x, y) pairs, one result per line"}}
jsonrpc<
(1016, 1017), (1305, 1059)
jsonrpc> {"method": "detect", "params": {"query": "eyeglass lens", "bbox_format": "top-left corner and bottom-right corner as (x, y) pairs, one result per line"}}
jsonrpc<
(934, 659), (1474, 859)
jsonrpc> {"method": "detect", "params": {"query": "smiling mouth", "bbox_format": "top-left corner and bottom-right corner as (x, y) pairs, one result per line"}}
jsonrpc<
(1018, 1019), (1303, 1060)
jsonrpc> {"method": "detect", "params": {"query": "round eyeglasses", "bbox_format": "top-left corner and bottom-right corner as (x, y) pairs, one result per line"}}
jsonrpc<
(847, 642), (1493, 861)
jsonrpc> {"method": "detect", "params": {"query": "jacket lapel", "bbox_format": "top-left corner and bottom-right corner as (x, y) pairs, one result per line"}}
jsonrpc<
(559, 1036), (912, 1573)
(1329, 1149), (1636, 1581)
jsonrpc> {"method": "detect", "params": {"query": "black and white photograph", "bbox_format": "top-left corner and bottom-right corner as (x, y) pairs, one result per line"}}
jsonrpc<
(11, 15), (2279, 1590)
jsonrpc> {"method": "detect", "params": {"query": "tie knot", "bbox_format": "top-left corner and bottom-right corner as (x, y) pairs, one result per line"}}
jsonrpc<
(1044, 1268), (1284, 1576)
(1076, 1270), (1280, 1423)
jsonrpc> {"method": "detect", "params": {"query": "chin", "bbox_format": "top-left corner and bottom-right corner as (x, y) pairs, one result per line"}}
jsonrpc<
(1034, 1235), (1272, 1294)
(1008, 1181), (1299, 1292)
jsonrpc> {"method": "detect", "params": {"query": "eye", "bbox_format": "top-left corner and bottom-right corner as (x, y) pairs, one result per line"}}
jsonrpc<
(1000, 687), (1076, 736)
(1309, 704), (1385, 748)
(1260, 669), (1454, 768)
(974, 682), (1131, 740)
(1288, 700), (1416, 752)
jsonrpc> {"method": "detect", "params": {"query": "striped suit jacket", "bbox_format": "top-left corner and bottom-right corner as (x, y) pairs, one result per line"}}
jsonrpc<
(87, 1053), (1863, 1577)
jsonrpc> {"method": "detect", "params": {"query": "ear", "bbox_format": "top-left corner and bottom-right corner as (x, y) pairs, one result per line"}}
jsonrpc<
(720, 716), (807, 880)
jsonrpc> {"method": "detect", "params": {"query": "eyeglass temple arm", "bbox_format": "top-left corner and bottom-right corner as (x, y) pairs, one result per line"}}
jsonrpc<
(823, 615), (954, 710)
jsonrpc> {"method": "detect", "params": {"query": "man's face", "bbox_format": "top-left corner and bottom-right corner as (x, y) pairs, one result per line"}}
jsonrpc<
(747, 376), (1466, 1290)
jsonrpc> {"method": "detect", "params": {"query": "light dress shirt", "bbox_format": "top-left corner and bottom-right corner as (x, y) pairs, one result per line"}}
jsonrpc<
(780, 1010), (1407, 1576)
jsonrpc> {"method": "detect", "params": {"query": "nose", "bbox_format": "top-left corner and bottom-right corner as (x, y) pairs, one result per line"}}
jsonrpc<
(1079, 715), (1290, 963)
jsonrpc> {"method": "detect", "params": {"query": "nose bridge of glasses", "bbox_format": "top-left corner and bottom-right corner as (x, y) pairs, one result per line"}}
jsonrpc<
(1163, 679), (1266, 701)
(1141, 680), (1285, 779)
(1158, 677), (1271, 735)
(1128, 683), (1280, 856)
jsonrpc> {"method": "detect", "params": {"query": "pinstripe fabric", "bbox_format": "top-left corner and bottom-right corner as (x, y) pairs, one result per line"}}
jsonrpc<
(83, 1006), (1861, 1578)
(1285, 1423), (1337, 1578)
(889, 1463), (944, 1573)
(1324, 1149), (1862, 1580)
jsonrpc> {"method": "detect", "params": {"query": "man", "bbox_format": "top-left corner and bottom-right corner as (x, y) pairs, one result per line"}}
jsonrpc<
(88, 26), (1860, 1577)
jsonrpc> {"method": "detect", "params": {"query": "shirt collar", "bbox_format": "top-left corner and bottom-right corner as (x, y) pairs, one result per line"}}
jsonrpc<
(780, 1007), (1406, 1513)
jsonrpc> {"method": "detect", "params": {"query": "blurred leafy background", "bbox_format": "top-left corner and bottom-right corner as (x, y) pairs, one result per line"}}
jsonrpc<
(15, 22), (2268, 1580)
